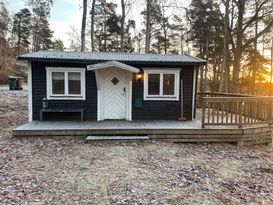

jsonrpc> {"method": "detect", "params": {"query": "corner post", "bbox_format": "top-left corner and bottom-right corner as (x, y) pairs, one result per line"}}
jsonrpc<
(239, 101), (243, 128)
(27, 62), (33, 122)
(201, 99), (206, 128)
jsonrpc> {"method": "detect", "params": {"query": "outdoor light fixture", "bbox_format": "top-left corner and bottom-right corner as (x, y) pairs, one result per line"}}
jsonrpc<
(42, 97), (48, 109)
(136, 73), (142, 81)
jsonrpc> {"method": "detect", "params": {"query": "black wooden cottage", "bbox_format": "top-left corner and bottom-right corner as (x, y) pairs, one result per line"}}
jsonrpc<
(17, 51), (206, 122)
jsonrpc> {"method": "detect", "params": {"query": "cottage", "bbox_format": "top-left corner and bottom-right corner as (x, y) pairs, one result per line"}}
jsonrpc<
(17, 51), (206, 122)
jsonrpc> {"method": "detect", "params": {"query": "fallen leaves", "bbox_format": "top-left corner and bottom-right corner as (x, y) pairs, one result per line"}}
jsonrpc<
(0, 88), (273, 204)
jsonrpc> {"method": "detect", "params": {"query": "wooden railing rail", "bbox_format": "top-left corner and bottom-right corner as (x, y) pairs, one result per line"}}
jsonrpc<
(196, 92), (253, 108)
(201, 96), (273, 128)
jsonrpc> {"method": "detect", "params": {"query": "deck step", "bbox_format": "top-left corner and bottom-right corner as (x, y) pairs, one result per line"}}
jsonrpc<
(85, 135), (149, 142)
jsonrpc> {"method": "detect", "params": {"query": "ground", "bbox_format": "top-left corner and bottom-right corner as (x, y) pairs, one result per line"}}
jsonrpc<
(0, 87), (273, 205)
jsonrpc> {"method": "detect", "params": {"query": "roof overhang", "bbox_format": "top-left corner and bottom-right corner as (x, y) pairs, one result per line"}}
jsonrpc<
(87, 60), (139, 73)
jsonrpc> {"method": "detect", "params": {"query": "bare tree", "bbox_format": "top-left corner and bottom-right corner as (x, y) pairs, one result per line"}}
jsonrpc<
(145, 0), (151, 53)
(219, 0), (230, 92)
(231, 0), (273, 93)
(120, 0), (125, 51)
(81, 0), (87, 52)
(90, 0), (96, 52)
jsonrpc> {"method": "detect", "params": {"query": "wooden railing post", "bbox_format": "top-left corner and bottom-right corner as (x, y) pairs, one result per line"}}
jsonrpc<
(201, 98), (206, 128)
(267, 99), (273, 125)
(239, 101), (243, 128)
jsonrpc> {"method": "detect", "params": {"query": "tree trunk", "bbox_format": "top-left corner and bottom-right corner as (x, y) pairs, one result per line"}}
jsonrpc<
(203, 39), (209, 92)
(251, 1), (259, 95)
(164, 27), (167, 54)
(219, 0), (229, 93)
(232, 0), (245, 93)
(81, 0), (87, 52)
(120, 0), (125, 52)
(270, 39), (273, 95)
(145, 0), (151, 53)
(17, 18), (22, 55)
(90, 0), (96, 52)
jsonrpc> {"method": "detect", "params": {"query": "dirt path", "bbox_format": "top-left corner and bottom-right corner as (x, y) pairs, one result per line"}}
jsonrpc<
(0, 89), (273, 204)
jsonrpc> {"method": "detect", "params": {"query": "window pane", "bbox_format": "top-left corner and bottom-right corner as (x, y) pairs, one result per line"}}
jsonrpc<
(148, 74), (160, 95)
(68, 72), (81, 94)
(52, 72), (65, 94)
(163, 74), (175, 95)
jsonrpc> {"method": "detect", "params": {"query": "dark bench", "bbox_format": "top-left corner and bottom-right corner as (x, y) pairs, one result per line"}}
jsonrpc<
(40, 109), (84, 121)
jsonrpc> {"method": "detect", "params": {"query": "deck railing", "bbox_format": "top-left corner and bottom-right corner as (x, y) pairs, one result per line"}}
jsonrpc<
(201, 96), (273, 128)
(197, 92), (253, 108)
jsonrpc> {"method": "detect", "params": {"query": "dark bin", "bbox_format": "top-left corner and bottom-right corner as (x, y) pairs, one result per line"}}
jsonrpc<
(9, 76), (23, 90)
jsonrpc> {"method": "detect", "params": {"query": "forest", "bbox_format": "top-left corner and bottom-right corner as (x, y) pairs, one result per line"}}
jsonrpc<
(1, 0), (273, 95)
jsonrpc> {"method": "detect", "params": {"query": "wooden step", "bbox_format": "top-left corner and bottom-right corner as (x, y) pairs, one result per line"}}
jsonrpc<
(85, 135), (149, 142)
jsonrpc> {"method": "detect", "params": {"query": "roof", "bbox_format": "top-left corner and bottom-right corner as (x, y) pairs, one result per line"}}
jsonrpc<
(87, 61), (139, 73)
(17, 50), (207, 65)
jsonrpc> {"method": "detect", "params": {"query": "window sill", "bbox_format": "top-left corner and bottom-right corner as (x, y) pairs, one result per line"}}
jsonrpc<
(48, 96), (85, 100)
(144, 96), (179, 101)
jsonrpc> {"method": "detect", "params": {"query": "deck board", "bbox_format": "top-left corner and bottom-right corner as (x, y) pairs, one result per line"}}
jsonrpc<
(12, 112), (273, 146)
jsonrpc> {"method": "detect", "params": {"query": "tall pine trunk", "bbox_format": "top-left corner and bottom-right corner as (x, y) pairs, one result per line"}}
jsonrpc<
(90, 0), (96, 52)
(81, 0), (87, 52)
(232, 0), (245, 93)
(120, 0), (125, 52)
(251, 2), (259, 95)
(219, 0), (229, 93)
(145, 0), (151, 53)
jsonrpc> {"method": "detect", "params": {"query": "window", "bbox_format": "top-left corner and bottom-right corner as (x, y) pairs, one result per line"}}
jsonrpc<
(144, 69), (180, 101)
(46, 67), (86, 100)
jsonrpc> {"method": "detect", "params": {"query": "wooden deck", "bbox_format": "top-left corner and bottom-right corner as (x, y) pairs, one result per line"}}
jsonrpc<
(13, 119), (273, 146)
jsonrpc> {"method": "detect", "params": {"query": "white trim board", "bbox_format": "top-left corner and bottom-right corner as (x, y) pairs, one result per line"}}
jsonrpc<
(27, 62), (33, 122)
(46, 67), (86, 100)
(87, 61), (139, 73)
(143, 68), (180, 101)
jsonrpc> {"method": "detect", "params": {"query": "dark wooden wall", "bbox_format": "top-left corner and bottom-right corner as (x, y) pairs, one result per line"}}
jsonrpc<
(132, 66), (194, 120)
(31, 61), (195, 121)
(31, 61), (97, 120)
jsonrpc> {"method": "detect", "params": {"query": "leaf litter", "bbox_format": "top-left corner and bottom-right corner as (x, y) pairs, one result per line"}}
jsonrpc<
(0, 89), (273, 204)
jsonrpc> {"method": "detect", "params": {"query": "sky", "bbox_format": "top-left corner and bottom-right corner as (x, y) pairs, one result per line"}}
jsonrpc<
(5, 0), (188, 48)
(5, 0), (83, 48)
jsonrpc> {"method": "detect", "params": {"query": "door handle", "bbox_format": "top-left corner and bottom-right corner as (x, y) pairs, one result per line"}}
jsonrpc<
(123, 87), (126, 92)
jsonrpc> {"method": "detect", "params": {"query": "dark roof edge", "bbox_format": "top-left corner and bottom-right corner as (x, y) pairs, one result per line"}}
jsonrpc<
(16, 57), (207, 66)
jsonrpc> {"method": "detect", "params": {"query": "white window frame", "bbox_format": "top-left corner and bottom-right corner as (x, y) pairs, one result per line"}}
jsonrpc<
(143, 68), (180, 101)
(46, 67), (86, 100)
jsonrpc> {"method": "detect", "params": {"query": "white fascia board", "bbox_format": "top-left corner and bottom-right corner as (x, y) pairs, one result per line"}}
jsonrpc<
(87, 61), (139, 73)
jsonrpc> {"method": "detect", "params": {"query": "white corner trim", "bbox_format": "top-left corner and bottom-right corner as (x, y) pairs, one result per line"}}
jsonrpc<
(27, 62), (32, 122)
(127, 72), (133, 121)
(87, 61), (139, 73)
(46, 67), (86, 100)
(192, 66), (197, 119)
(143, 68), (180, 101)
(95, 70), (101, 121)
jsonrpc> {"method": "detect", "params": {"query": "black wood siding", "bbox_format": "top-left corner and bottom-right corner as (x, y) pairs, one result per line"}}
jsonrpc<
(31, 61), (97, 120)
(31, 61), (195, 121)
(132, 66), (194, 120)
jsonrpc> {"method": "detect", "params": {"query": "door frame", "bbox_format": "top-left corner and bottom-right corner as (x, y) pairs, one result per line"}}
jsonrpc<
(95, 69), (132, 121)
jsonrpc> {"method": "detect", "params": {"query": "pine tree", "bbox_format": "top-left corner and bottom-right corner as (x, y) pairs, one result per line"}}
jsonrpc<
(12, 8), (32, 54)
(26, 0), (53, 51)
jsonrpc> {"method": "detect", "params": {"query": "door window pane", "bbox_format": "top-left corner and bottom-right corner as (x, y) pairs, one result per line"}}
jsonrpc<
(52, 72), (65, 94)
(68, 72), (81, 94)
(163, 74), (175, 95)
(148, 74), (160, 95)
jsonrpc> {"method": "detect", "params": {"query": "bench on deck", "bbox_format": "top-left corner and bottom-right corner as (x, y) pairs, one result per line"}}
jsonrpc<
(40, 108), (84, 121)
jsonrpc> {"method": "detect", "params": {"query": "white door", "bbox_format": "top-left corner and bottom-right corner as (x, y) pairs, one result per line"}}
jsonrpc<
(102, 68), (127, 119)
